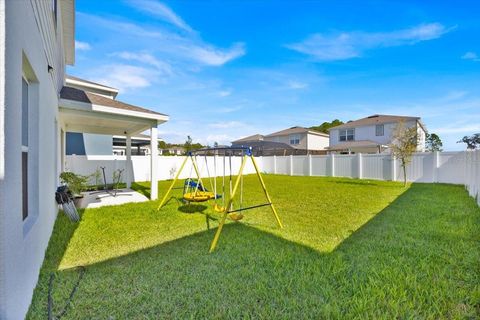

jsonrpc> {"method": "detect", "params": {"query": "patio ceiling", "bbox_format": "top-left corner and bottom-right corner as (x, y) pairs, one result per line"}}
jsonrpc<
(59, 86), (169, 136)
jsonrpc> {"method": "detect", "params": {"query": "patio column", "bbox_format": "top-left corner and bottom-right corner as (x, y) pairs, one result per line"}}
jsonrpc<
(150, 125), (158, 200)
(126, 135), (132, 188)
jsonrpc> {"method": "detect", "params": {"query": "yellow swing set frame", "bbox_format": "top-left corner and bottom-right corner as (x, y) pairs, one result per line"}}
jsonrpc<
(157, 147), (283, 252)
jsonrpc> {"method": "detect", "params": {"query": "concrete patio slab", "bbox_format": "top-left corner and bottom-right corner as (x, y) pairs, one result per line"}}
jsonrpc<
(78, 189), (149, 209)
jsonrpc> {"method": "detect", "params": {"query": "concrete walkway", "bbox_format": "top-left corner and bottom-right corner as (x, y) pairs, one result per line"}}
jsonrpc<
(78, 189), (149, 209)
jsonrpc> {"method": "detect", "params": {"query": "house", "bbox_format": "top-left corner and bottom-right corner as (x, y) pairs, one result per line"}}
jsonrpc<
(328, 114), (427, 154)
(162, 146), (185, 155)
(232, 127), (329, 155)
(0, 1), (168, 318)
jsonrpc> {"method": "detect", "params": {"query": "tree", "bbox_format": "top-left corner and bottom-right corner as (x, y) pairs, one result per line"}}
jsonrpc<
(425, 133), (443, 152)
(184, 135), (193, 154)
(214, 141), (219, 148)
(458, 133), (480, 150)
(158, 140), (167, 150)
(309, 119), (344, 134)
(390, 122), (418, 187)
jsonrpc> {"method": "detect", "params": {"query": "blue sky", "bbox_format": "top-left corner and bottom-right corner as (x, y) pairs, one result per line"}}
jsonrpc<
(70, 0), (480, 150)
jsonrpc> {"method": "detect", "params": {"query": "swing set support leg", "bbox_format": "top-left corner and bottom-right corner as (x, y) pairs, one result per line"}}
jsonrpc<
(209, 155), (248, 253)
(157, 155), (189, 210)
(251, 155), (284, 229)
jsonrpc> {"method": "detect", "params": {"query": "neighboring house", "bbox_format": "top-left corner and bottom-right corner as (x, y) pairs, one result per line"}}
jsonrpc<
(162, 146), (185, 155)
(232, 127), (329, 155)
(328, 114), (427, 154)
(0, 2), (168, 318)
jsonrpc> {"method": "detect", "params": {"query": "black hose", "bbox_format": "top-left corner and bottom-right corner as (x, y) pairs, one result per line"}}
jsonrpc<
(47, 266), (86, 320)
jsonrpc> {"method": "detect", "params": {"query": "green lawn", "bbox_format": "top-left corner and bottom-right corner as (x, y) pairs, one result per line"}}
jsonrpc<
(28, 175), (480, 319)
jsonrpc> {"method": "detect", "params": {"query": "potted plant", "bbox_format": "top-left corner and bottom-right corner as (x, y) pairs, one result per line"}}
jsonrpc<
(59, 172), (89, 206)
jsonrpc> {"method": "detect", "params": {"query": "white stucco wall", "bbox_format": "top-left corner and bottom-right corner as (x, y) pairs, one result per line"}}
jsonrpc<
(306, 133), (329, 150)
(0, 1), (66, 319)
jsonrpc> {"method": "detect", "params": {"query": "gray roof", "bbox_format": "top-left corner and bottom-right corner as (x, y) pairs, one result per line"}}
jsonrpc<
(265, 126), (329, 137)
(231, 134), (264, 143)
(232, 140), (294, 150)
(330, 114), (421, 130)
(60, 86), (167, 117)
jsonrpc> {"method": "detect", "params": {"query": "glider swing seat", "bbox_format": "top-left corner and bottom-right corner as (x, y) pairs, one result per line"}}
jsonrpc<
(157, 147), (283, 252)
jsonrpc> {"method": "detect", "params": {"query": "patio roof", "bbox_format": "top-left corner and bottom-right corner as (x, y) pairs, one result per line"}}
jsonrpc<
(59, 83), (168, 200)
(59, 86), (169, 136)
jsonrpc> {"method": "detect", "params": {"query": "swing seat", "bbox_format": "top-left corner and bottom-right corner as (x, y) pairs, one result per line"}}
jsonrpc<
(213, 204), (226, 213)
(229, 213), (244, 221)
(183, 191), (215, 202)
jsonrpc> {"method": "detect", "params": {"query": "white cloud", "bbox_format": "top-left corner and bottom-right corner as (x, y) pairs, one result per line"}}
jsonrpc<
(218, 89), (232, 97)
(75, 40), (91, 51)
(216, 105), (243, 113)
(127, 0), (192, 32)
(287, 23), (453, 61)
(91, 64), (154, 91)
(78, 12), (167, 38)
(461, 51), (480, 61)
(208, 121), (245, 129)
(432, 125), (480, 134)
(79, 13), (245, 67)
(184, 42), (246, 66)
(111, 51), (173, 75)
(287, 80), (308, 89)
(205, 134), (235, 145)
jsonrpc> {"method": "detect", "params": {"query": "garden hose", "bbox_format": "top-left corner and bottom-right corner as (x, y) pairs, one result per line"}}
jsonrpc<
(47, 266), (86, 320)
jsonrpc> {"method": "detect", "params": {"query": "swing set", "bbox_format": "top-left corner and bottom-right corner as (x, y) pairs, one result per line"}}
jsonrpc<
(157, 147), (283, 252)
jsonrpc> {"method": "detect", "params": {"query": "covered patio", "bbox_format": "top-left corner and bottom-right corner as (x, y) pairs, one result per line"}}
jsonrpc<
(58, 83), (169, 200)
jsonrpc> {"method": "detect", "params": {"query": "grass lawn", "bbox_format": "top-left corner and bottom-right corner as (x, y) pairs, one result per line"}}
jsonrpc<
(27, 175), (480, 319)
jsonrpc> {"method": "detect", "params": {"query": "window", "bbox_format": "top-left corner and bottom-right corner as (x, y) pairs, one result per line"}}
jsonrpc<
(52, 0), (58, 28)
(22, 77), (29, 220)
(339, 129), (354, 142)
(375, 124), (384, 136)
(289, 134), (300, 145)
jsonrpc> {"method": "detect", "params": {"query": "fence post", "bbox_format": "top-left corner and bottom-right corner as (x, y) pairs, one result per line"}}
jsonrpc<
(391, 154), (396, 181)
(432, 151), (439, 183)
(357, 153), (363, 179)
(308, 154), (312, 176)
(273, 155), (277, 174)
(289, 155), (293, 176)
(330, 153), (335, 177)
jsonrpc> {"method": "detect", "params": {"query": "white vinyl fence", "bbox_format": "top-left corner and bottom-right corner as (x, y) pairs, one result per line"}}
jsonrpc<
(66, 150), (480, 206)
(66, 155), (258, 184)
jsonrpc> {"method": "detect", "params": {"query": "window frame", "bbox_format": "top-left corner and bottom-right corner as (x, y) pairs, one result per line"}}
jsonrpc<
(375, 124), (384, 136)
(289, 134), (301, 145)
(21, 76), (29, 221)
(339, 128), (355, 142)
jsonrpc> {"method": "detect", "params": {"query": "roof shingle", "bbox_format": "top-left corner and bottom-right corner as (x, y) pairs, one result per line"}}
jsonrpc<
(60, 86), (167, 117)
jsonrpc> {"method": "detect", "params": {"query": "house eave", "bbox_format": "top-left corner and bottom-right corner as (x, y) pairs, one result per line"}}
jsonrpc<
(60, 0), (75, 65)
